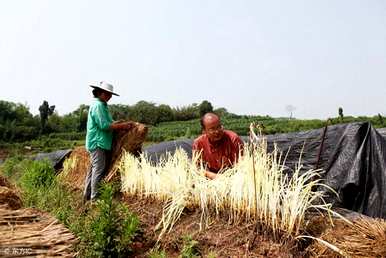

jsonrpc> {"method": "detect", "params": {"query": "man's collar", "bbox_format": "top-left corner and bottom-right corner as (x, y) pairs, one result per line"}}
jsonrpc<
(95, 98), (107, 106)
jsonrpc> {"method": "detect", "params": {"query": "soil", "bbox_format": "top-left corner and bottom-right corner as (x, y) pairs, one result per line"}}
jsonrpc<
(122, 194), (305, 258)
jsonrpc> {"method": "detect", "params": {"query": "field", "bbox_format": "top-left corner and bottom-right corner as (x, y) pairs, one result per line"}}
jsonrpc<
(145, 115), (386, 142)
(1, 116), (386, 257)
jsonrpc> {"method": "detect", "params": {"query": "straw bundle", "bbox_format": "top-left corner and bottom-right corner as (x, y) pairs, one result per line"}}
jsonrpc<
(0, 186), (22, 210)
(60, 122), (148, 189)
(106, 122), (148, 181)
(0, 207), (77, 257)
(59, 147), (90, 189)
(308, 216), (386, 257)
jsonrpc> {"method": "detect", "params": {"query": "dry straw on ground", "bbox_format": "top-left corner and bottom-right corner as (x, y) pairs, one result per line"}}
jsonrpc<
(59, 147), (90, 189)
(0, 175), (76, 257)
(0, 207), (78, 257)
(308, 215), (386, 258)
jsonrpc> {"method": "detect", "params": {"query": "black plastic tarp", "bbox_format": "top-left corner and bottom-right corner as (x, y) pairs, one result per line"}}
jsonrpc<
(144, 139), (193, 165)
(34, 149), (72, 170)
(143, 122), (386, 219)
(321, 123), (386, 218)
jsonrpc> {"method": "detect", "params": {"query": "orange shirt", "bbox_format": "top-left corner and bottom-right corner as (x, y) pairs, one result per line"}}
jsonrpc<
(192, 130), (244, 173)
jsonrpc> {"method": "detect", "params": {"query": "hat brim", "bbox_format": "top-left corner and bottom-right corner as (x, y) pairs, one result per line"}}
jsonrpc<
(89, 85), (120, 96)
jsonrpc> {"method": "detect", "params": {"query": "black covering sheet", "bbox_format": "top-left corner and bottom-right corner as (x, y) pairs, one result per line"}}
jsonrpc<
(34, 149), (72, 170)
(143, 122), (386, 218)
(144, 139), (193, 165)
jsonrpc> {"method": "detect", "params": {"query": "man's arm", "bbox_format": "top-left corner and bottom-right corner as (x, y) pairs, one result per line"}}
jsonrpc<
(193, 140), (218, 179)
(109, 121), (135, 131)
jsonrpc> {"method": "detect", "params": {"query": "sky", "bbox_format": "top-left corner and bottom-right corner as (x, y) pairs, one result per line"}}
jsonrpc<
(1, 0), (386, 119)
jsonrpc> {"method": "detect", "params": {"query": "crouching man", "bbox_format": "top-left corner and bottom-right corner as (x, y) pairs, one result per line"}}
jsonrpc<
(192, 113), (244, 179)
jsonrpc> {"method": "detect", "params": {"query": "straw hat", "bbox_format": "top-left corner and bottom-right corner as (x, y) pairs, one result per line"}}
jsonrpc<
(89, 81), (120, 96)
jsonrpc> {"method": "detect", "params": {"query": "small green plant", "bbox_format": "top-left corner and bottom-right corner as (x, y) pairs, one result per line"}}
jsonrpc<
(207, 252), (217, 258)
(84, 183), (139, 258)
(148, 248), (167, 258)
(180, 235), (200, 258)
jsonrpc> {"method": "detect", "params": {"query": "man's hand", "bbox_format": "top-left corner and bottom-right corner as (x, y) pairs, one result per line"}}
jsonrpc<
(204, 170), (218, 180)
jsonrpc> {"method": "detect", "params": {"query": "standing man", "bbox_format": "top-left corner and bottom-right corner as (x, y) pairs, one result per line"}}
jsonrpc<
(84, 81), (133, 202)
(192, 113), (244, 179)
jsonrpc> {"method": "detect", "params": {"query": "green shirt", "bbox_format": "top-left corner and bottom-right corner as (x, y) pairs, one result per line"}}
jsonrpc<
(86, 98), (113, 151)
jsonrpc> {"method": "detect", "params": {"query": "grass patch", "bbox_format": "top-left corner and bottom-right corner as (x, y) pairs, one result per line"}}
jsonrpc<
(1, 158), (139, 258)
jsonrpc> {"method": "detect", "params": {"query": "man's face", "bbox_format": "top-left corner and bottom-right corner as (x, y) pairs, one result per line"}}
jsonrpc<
(204, 116), (224, 143)
(100, 91), (112, 102)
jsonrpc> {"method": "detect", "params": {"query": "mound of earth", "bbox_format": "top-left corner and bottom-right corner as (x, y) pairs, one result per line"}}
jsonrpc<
(122, 194), (302, 258)
(121, 193), (386, 258)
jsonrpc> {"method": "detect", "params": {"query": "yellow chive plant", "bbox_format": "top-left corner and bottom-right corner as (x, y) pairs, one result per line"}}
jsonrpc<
(119, 127), (333, 239)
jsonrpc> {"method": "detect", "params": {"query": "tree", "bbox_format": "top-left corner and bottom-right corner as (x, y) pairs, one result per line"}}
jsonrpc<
(157, 104), (174, 123)
(285, 105), (296, 119)
(213, 107), (228, 117)
(199, 100), (214, 117)
(378, 113), (384, 125)
(0, 100), (39, 141)
(338, 107), (344, 121)
(173, 104), (200, 121)
(132, 101), (159, 125)
(75, 104), (89, 131)
(39, 100), (55, 133)
(46, 112), (62, 133)
(109, 104), (132, 121)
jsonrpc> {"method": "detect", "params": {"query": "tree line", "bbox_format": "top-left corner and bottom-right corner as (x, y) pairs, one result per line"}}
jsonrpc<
(0, 99), (232, 142)
(2, 99), (385, 143)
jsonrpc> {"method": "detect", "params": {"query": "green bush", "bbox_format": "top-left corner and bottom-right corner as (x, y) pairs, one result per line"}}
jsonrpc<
(83, 183), (139, 258)
(19, 160), (56, 189)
